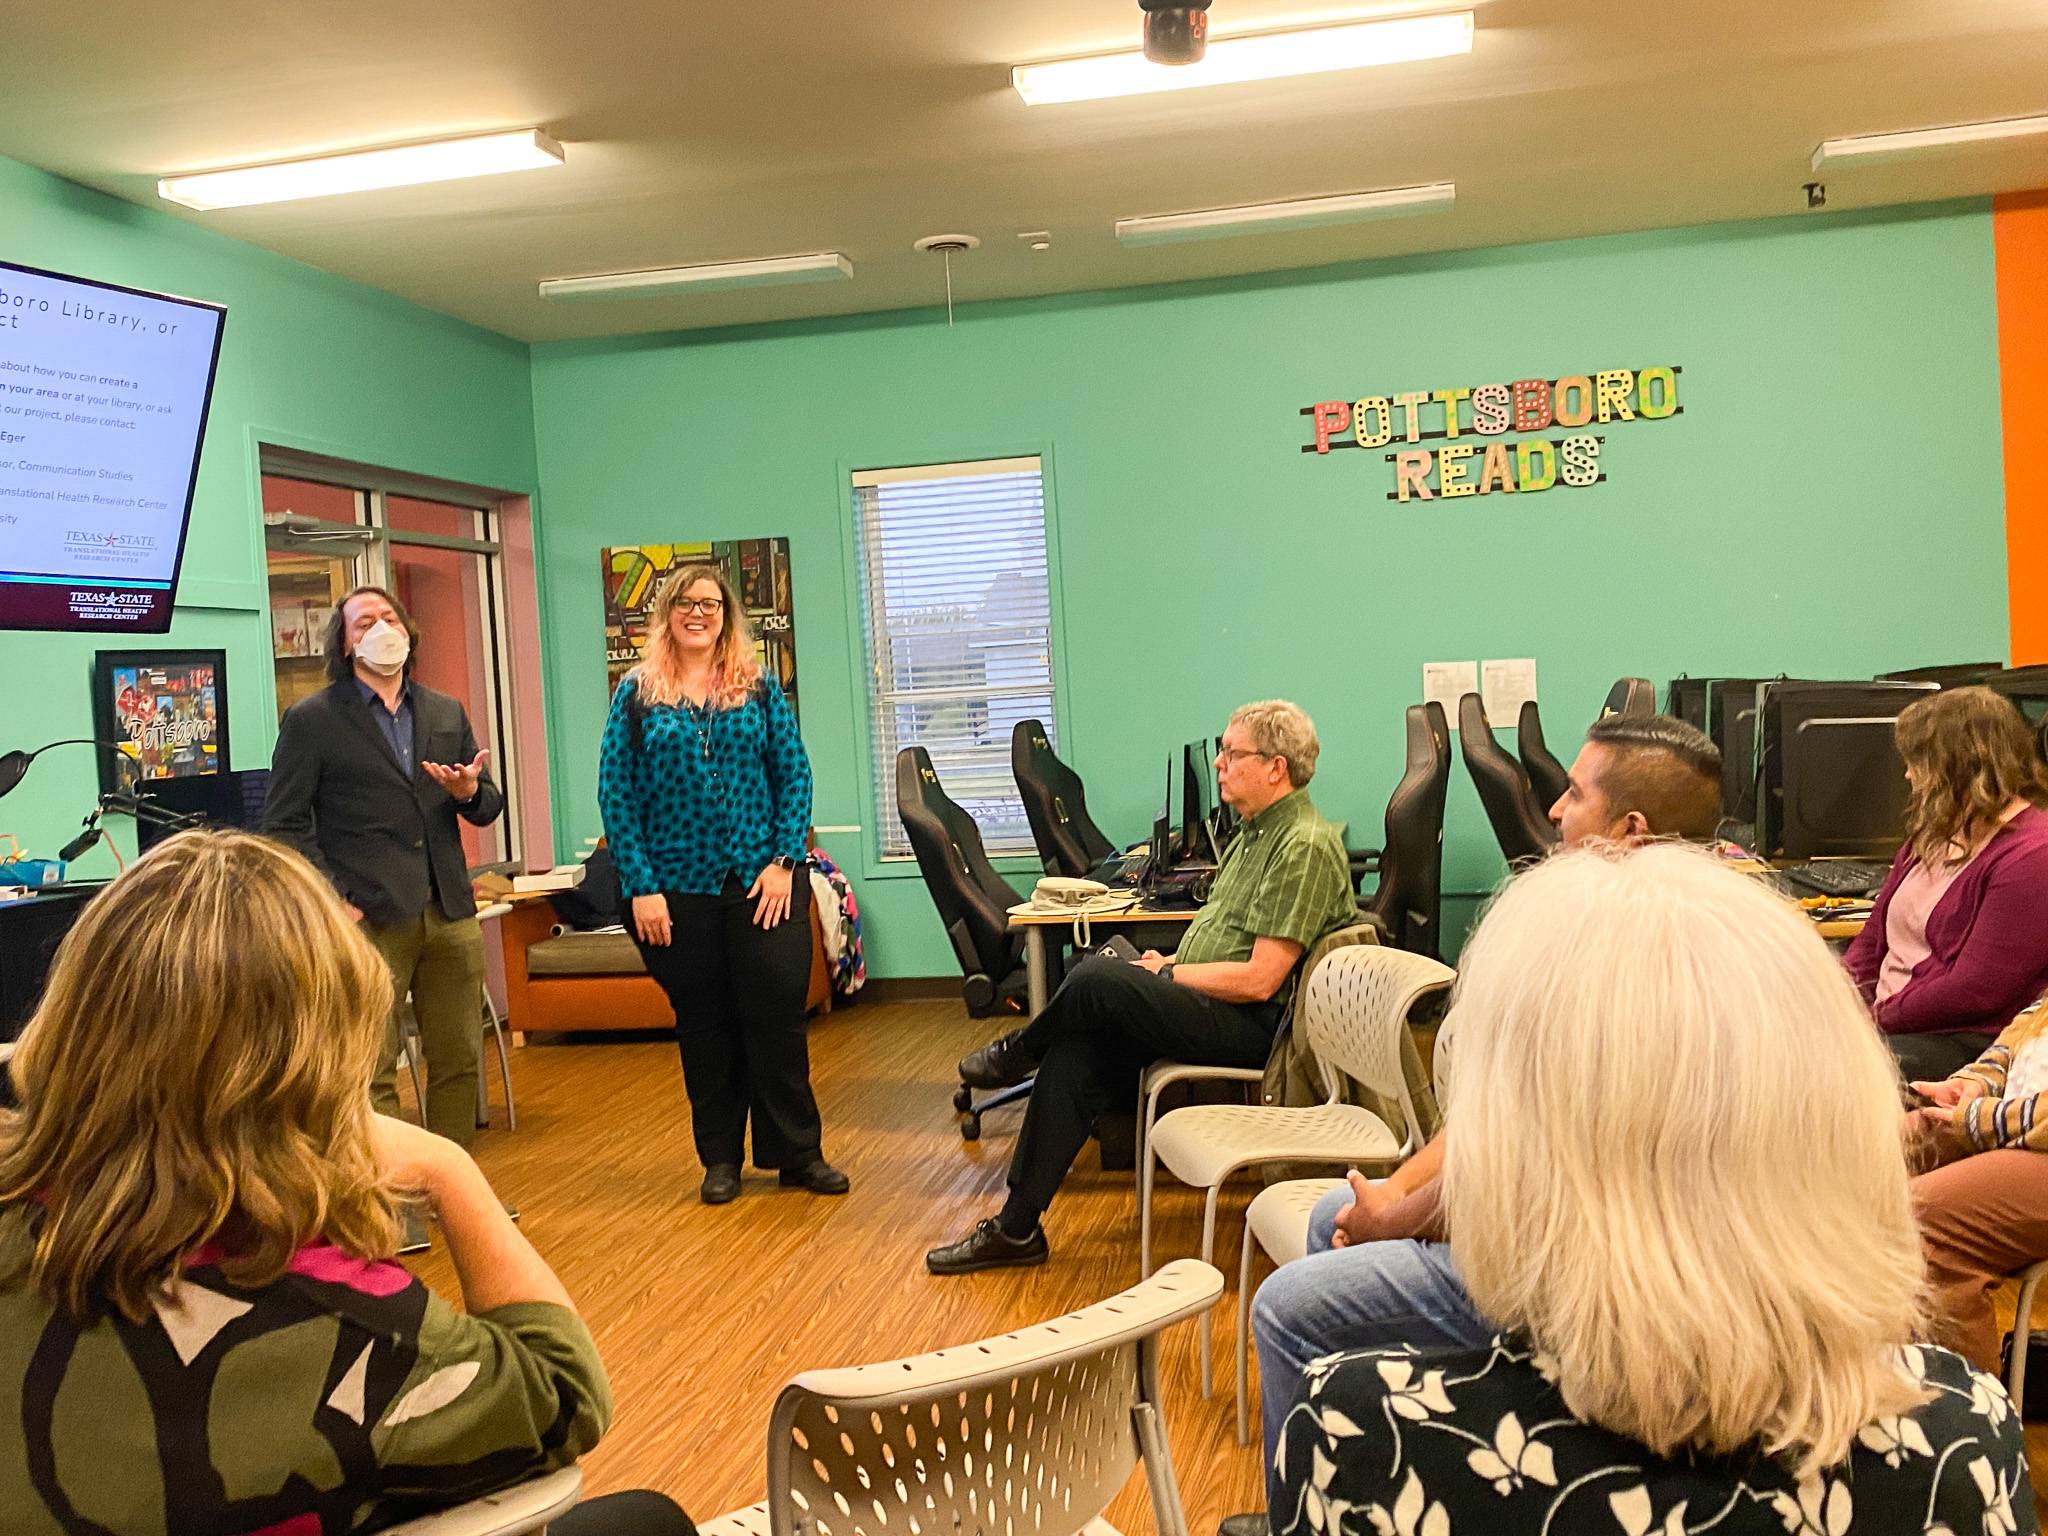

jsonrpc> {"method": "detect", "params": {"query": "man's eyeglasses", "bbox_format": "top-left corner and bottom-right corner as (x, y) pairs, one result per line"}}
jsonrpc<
(677, 598), (725, 616)
(1217, 746), (1270, 764)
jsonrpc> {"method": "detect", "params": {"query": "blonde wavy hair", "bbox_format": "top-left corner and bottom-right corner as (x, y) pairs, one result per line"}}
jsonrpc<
(635, 563), (761, 710)
(0, 831), (399, 1324)
(1895, 686), (2048, 867)
(1444, 842), (1927, 1477)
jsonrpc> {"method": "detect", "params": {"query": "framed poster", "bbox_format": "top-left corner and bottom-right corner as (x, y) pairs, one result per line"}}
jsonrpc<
(601, 539), (797, 718)
(91, 649), (229, 794)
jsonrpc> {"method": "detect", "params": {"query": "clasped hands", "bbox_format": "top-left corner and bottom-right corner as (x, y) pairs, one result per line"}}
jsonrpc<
(1904, 1076), (1983, 1168)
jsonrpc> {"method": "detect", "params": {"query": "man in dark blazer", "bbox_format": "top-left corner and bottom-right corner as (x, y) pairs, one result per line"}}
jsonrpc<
(263, 584), (505, 1159)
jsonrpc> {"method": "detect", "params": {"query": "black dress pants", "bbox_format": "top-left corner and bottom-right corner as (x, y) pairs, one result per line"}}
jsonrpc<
(634, 875), (823, 1171)
(1006, 953), (1279, 1220)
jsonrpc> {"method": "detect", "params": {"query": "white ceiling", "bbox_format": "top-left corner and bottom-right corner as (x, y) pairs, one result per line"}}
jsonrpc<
(4, 0), (2047, 343)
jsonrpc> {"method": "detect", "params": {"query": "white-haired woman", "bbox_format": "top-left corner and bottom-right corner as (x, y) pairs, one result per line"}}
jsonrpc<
(1272, 843), (2028, 1536)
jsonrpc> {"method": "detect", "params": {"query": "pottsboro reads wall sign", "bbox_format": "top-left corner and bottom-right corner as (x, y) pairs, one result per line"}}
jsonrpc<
(1299, 366), (1682, 501)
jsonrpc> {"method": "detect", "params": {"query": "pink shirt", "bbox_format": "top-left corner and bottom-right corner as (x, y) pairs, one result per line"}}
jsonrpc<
(1877, 858), (1967, 1003)
(1876, 802), (2029, 1004)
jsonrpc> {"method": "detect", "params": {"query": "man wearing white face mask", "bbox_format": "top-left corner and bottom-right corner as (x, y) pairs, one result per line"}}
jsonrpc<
(264, 585), (505, 1233)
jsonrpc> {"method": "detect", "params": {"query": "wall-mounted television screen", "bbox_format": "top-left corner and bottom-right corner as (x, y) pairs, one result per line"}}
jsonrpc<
(0, 259), (226, 633)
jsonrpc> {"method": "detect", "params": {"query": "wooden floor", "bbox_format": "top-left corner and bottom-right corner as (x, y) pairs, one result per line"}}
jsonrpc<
(412, 995), (2048, 1530)
(409, 997), (1268, 1530)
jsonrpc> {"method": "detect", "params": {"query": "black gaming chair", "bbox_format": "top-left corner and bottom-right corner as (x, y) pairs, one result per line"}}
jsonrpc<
(1458, 693), (1559, 867)
(1011, 719), (1117, 878)
(1516, 699), (1571, 813)
(1357, 703), (1451, 959)
(1602, 677), (1658, 717)
(896, 747), (1036, 1138)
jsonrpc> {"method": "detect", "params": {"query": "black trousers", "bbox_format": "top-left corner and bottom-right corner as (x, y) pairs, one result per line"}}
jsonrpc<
(553, 1490), (696, 1536)
(1890, 1028), (2000, 1083)
(1006, 953), (1279, 1220)
(634, 876), (823, 1171)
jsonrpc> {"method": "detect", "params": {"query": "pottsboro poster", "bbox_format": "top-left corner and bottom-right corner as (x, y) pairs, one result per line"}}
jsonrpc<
(91, 651), (227, 793)
(602, 540), (797, 718)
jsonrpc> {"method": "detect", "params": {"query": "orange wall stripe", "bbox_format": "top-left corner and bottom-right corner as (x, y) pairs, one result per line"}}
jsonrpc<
(1998, 190), (2048, 665)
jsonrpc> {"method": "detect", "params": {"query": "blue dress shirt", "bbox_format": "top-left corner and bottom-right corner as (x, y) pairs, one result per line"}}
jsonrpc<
(596, 674), (813, 898)
(354, 676), (415, 778)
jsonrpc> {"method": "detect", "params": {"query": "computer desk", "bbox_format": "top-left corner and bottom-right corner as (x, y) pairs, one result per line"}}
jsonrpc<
(1723, 857), (1870, 942)
(1006, 902), (1199, 1017)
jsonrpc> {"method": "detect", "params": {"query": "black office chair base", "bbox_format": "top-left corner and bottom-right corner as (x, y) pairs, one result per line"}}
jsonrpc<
(955, 1076), (1033, 1141)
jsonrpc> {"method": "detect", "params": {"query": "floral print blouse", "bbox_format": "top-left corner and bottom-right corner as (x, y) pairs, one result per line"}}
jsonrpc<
(1273, 1336), (2033, 1536)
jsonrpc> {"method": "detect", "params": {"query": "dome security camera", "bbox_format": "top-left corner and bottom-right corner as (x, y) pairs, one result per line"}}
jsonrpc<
(1141, 1), (1214, 64)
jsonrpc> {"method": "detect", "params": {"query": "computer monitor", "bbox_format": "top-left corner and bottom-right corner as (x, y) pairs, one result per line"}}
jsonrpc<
(1705, 678), (1779, 825)
(133, 768), (271, 852)
(1180, 740), (1221, 864)
(1878, 663), (2004, 688)
(1755, 681), (1934, 861)
(1665, 677), (1713, 734)
(1984, 667), (2048, 718)
(1144, 755), (1174, 890)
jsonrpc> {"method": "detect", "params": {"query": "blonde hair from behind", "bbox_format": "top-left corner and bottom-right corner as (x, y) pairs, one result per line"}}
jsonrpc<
(1229, 699), (1320, 787)
(635, 562), (762, 711)
(0, 830), (399, 1324)
(1443, 842), (1927, 1478)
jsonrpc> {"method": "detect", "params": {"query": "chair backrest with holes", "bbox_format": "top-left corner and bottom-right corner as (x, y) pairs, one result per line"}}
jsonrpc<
(1297, 945), (1455, 1142)
(1431, 1010), (1457, 1119)
(760, 1261), (1222, 1536)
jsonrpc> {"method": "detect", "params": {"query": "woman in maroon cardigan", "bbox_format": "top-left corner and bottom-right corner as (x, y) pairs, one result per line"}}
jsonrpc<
(1843, 686), (2048, 1080)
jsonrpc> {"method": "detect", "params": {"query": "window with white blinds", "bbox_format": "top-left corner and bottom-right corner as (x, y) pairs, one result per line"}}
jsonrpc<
(853, 457), (1055, 859)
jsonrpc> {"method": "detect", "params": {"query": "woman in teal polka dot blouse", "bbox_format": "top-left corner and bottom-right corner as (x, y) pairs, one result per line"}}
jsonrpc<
(597, 564), (847, 1206)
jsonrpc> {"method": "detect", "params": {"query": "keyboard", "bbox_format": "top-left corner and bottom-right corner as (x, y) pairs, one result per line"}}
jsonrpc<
(1786, 860), (1890, 898)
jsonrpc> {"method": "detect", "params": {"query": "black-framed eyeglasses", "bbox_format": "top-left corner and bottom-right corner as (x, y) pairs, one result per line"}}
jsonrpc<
(677, 598), (725, 616)
(1217, 746), (1270, 764)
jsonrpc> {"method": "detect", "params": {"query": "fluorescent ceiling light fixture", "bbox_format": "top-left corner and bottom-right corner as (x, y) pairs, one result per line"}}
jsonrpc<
(1116, 182), (1455, 245)
(158, 129), (564, 211)
(539, 253), (855, 301)
(1813, 113), (2048, 173)
(1013, 11), (1473, 105)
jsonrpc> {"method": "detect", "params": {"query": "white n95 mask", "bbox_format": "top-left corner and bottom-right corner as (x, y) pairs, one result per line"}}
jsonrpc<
(356, 619), (411, 676)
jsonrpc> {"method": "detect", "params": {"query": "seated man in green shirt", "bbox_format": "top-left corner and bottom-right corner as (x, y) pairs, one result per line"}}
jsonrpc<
(927, 699), (1358, 1275)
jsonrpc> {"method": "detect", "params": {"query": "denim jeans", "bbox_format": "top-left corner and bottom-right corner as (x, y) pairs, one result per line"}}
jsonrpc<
(1252, 1186), (1494, 1511)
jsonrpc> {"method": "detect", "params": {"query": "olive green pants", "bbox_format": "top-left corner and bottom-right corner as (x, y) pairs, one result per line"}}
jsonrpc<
(362, 908), (485, 1148)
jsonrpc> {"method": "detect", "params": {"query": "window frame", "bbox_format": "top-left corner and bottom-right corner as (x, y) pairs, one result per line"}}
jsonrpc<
(839, 444), (1073, 881)
(258, 450), (521, 867)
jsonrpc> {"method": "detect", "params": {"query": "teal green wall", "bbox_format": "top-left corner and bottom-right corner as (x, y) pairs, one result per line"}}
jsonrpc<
(0, 155), (536, 863)
(531, 202), (2007, 977)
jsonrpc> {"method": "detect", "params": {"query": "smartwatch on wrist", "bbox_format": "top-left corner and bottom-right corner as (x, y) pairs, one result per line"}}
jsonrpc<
(771, 855), (800, 872)
(1158, 962), (1177, 985)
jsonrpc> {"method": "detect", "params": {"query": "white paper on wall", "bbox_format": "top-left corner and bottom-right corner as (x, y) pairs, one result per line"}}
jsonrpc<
(1422, 661), (1480, 728)
(1481, 658), (1540, 726)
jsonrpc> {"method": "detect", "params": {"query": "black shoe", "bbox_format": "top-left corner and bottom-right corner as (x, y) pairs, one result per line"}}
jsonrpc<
(958, 1030), (1035, 1090)
(398, 1206), (431, 1255)
(925, 1218), (1049, 1275)
(1218, 1517), (1270, 1536)
(779, 1159), (851, 1195)
(700, 1164), (742, 1205)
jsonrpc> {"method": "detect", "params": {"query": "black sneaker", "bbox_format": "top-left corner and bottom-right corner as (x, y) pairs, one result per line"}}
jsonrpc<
(925, 1218), (1049, 1275)
(700, 1164), (742, 1205)
(958, 1030), (1035, 1090)
(1218, 1517), (1270, 1536)
(779, 1159), (851, 1195)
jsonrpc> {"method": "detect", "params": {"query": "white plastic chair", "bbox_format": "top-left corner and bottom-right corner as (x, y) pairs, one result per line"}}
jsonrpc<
(1233, 1176), (1347, 1444)
(380, 1466), (582, 1535)
(1143, 945), (1454, 1394)
(1135, 1061), (1264, 1211)
(699, 1259), (1224, 1536)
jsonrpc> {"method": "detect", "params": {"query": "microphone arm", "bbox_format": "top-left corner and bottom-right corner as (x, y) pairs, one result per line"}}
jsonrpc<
(97, 790), (210, 831)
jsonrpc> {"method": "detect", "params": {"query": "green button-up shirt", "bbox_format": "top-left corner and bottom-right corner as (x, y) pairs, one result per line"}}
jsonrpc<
(1174, 787), (1355, 1009)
